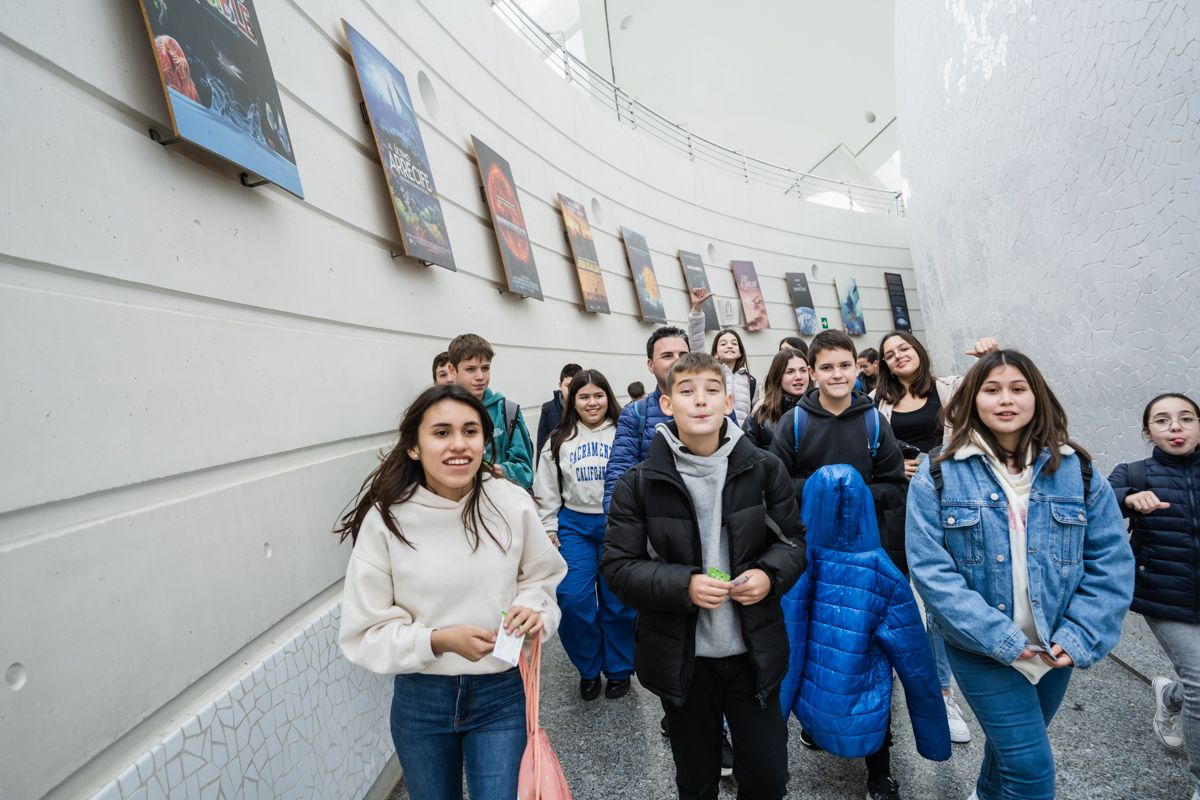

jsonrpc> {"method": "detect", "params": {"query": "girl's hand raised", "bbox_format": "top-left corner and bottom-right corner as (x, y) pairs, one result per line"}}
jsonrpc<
(689, 287), (716, 313)
(965, 337), (1000, 358)
(431, 625), (496, 661)
(1125, 490), (1170, 514)
(503, 605), (544, 638)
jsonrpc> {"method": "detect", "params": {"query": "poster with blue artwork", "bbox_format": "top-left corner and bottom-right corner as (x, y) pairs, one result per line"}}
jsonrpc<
(136, 0), (303, 198)
(344, 21), (455, 269)
(836, 277), (867, 335)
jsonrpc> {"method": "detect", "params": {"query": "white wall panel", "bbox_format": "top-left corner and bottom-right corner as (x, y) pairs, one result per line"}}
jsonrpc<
(0, 0), (915, 797)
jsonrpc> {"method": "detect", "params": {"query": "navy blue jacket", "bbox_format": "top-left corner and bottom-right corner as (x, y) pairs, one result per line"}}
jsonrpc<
(1109, 447), (1200, 622)
(780, 465), (950, 761)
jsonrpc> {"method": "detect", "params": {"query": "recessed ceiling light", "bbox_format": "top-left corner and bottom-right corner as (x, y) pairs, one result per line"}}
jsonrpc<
(865, 111), (877, 123)
(619, 15), (634, 30)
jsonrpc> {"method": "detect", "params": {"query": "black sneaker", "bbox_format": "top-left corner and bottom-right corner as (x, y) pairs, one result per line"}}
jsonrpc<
(605, 678), (631, 699)
(579, 677), (602, 701)
(660, 714), (670, 737)
(866, 774), (901, 800)
(720, 732), (734, 777)
(799, 729), (821, 751)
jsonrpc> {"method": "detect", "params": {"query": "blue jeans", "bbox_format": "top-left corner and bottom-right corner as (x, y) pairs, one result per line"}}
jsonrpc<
(390, 670), (526, 800)
(556, 508), (636, 680)
(946, 644), (1072, 800)
(929, 624), (953, 689)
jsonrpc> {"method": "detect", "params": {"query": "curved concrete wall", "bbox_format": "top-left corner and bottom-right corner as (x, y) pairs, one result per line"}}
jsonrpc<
(0, 1), (914, 797)
(896, 0), (1200, 467)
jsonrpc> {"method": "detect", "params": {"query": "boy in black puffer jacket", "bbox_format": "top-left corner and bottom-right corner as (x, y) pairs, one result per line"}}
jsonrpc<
(601, 353), (806, 800)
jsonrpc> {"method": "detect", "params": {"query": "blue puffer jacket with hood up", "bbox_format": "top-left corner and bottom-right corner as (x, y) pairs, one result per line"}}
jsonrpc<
(779, 465), (950, 761)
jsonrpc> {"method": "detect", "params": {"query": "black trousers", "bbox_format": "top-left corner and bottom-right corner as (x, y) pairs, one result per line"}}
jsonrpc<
(663, 654), (788, 800)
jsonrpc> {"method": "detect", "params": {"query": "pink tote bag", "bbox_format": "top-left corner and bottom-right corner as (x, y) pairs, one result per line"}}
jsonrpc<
(516, 636), (572, 799)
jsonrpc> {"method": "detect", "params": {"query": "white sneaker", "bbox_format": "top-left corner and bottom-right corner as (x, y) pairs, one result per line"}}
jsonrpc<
(1153, 675), (1185, 750)
(945, 694), (972, 744)
(967, 792), (978, 800)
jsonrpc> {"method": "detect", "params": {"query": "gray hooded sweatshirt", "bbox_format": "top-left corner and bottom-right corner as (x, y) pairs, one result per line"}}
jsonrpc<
(657, 422), (748, 658)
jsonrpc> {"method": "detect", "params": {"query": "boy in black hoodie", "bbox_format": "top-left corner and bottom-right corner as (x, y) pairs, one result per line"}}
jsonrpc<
(602, 353), (806, 800)
(767, 329), (909, 800)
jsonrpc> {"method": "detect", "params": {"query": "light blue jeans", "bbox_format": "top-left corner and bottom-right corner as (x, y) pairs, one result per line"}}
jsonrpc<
(390, 669), (526, 800)
(946, 644), (1072, 800)
(1146, 617), (1200, 792)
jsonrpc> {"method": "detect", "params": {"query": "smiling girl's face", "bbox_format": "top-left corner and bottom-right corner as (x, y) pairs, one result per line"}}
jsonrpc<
(407, 398), (485, 501)
(974, 364), (1036, 448)
(1145, 396), (1200, 456)
(574, 383), (609, 427)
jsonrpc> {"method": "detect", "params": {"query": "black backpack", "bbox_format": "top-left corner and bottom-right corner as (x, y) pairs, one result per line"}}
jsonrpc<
(926, 445), (1094, 502)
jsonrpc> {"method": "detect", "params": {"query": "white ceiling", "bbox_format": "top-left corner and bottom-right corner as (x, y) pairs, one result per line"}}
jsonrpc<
(517, 0), (900, 183)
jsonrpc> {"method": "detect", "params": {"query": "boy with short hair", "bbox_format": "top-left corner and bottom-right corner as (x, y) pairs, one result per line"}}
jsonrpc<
(767, 329), (910, 800)
(447, 333), (534, 489)
(856, 347), (880, 394)
(431, 351), (454, 385)
(536, 362), (583, 464)
(602, 353), (806, 800)
(626, 381), (645, 402)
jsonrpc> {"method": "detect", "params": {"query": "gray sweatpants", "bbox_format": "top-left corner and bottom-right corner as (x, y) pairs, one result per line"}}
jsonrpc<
(1147, 616), (1200, 791)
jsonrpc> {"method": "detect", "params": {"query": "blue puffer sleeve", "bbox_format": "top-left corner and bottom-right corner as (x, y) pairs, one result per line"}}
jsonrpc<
(778, 571), (811, 721)
(604, 403), (640, 513)
(875, 566), (951, 761)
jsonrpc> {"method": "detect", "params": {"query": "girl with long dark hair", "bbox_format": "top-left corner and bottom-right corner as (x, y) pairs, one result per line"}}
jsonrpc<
(906, 351), (1133, 800)
(1109, 392), (1200, 795)
(744, 347), (808, 449)
(337, 384), (567, 799)
(687, 289), (757, 426)
(533, 369), (637, 700)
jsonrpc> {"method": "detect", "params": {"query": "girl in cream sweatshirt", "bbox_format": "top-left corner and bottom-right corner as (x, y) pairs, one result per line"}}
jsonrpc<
(337, 384), (566, 799)
(533, 369), (637, 701)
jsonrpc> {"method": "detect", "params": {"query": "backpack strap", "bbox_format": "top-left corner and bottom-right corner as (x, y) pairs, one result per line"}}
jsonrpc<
(552, 443), (565, 496)
(633, 398), (648, 456)
(1127, 459), (1146, 493)
(928, 445), (945, 495)
(503, 399), (520, 440)
(1079, 454), (1093, 504)
(792, 407), (811, 454)
(749, 375), (758, 401)
(865, 407), (881, 458)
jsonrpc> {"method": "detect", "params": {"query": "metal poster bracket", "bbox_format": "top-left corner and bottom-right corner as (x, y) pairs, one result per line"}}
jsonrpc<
(148, 128), (181, 146)
(239, 173), (269, 188)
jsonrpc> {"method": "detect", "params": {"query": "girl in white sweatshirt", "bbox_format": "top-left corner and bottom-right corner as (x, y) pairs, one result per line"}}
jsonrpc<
(337, 384), (567, 800)
(534, 369), (636, 701)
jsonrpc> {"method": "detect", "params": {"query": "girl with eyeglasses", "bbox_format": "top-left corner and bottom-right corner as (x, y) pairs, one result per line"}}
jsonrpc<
(1109, 392), (1200, 799)
(872, 331), (998, 744)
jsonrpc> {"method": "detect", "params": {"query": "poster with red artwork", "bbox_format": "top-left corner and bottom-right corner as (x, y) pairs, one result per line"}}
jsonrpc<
(472, 136), (543, 299)
(731, 260), (770, 331)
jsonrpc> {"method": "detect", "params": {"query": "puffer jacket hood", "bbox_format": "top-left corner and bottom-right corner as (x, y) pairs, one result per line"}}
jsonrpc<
(780, 466), (950, 761)
(802, 464), (882, 553)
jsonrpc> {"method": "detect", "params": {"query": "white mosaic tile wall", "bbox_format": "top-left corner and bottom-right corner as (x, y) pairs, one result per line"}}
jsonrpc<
(90, 605), (393, 800)
(895, 0), (1200, 467)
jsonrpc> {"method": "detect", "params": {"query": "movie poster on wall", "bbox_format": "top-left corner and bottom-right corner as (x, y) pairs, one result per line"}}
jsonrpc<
(135, 0), (303, 198)
(785, 272), (819, 334)
(884, 272), (913, 332)
(558, 194), (610, 313)
(344, 21), (455, 270)
(472, 136), (543, 300)
(678, 251), (718, 331)
(619, 228), (667, 324)
(731, 260), (770, 332)
(836, 277), (868, 335)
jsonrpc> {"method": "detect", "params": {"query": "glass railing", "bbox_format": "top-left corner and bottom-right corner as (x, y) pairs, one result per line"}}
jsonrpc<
(490, 0), (906, 217)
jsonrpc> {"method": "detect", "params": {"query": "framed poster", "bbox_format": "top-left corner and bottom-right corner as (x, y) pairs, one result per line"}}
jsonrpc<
(884, 272), (913, 332)
(785, 272), (818, 334)
(715, 297), (740, 327)
(678, 251), (718, 331)
(619, 228), (667, 324)
(472, 136), (543, 300)
(344, 21), (455, 270)
(731, 260), (770, 331)
(135, 0), (303, 197)
(558, 194), (610, 313)
(836, 277), (867, 335)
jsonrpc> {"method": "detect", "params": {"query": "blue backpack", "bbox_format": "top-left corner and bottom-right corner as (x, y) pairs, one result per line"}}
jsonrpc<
(792, 406), (882, 459)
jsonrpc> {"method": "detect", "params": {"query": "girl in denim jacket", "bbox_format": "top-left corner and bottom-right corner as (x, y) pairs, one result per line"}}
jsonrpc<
(906, 350), (1133, 800)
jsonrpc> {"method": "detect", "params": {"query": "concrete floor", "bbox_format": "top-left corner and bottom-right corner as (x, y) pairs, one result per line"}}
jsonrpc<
(389, 616), (1195, 799)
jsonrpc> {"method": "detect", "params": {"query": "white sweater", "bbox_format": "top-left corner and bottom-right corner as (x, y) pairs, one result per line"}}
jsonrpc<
(338, 477), (567, 676)
(533, 419), (615, 531)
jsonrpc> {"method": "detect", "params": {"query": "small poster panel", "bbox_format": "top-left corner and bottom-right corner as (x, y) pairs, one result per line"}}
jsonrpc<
(344, 21), (455, 270)
(620, 228), (667, 324)
(679, 251), (718, 331)
(135, 0), (303, 197)
(731, 260), (770, 332)
(884, 272), (913, 332)
(558, 194), (610, 313)
(836, 277), (867, 335)
(472, 136), (543, 300)
(785, 272), (819, 334)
